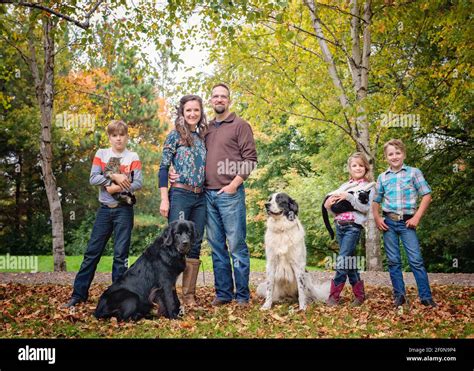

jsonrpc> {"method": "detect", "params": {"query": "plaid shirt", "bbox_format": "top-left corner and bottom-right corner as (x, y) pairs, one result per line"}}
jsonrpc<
(374, 164), (431, 215)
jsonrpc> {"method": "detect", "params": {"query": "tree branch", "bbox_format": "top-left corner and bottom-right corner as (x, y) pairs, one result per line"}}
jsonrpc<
(0, 0), (104, 30)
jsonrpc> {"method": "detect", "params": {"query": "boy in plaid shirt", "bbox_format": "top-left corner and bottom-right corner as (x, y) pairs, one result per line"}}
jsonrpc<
(372, 139), (437, 308)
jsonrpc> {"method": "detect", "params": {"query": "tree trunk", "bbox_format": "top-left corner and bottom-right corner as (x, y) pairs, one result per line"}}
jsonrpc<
(354, 0), (383, 271)
(28, 18), (66, 271)
(306, 0), (383, 270)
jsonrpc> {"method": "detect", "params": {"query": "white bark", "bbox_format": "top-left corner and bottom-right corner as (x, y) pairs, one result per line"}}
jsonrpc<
(28, 18), (66, 272)
(305, 0), (382, 270)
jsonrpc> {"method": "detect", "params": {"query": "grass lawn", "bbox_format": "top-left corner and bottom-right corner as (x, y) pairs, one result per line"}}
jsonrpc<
(4, 255), (320, 273)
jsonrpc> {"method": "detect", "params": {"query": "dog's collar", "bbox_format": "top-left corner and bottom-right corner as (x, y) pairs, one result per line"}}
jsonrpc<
(267, 210), (283, 216)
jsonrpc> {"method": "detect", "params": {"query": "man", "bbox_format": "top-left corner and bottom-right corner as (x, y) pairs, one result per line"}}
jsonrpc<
(205, 83), (257, 306)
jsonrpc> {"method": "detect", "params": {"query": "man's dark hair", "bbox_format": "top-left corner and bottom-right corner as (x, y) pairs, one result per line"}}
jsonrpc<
(211, 83), (230, 96)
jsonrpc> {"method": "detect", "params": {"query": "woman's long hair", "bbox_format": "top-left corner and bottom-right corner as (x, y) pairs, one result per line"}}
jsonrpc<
(175, 95), (208, 147)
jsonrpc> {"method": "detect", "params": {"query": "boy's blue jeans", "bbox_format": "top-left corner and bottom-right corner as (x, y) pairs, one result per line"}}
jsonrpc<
(72, 204), (133, 301)
(168, 187), (206, 259)
(334, 223), (363, 286)
(383, 217), (433, 301)
(205, 185), (250, 302)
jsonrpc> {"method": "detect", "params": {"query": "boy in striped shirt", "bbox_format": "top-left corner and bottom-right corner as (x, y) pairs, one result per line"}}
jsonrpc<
(65, 120), (142, 307)
(372, 139), (437, 308)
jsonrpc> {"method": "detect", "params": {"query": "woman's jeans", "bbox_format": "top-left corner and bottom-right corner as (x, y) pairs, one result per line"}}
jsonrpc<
(168, 187), (206, 259)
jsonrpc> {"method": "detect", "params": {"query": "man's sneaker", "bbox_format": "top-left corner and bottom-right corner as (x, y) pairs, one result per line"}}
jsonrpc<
(62, 297), (84, 308)
(211, 298), (231, 307)
(394, 295), (407, 308)
(421, 298), (438, 308)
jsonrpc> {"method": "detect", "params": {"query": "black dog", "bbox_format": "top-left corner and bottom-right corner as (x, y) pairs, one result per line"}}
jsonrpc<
(322, 188), (372, 240)
(94, 220), (195, 321)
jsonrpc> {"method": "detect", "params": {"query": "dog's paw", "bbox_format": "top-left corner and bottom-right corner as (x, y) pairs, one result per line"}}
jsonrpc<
(298, 304), (307, 311)
(260, 302), (272, 311)
(178, 305), (185, 317)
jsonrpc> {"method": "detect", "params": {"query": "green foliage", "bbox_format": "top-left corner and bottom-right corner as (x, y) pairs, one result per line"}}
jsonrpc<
(0, 0), (472, 273)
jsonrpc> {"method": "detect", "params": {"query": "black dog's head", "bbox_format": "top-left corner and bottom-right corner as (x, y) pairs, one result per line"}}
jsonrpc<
(265, 193), (299, 221)
(163, 220), (196, 255)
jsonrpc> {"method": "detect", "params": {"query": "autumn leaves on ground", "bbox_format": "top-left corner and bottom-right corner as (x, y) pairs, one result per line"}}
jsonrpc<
(0, 283), (472, 338)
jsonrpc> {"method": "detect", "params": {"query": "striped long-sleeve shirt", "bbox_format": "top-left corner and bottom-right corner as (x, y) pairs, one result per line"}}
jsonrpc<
(90, 148), (142, 206)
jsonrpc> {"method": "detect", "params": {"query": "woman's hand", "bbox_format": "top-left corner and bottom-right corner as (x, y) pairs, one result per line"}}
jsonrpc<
(160, 198), (170, 218)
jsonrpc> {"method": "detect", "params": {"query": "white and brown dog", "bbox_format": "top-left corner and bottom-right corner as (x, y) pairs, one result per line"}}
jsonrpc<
(257, 193), (330, 311)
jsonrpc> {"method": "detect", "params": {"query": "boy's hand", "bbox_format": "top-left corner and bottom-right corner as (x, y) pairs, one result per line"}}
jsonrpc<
(406, 215), (420, 229)
(169, 167), (179, 184)
(111, 174), (131, 190)
(106, 184), (122, 194)
(160, 199), (170, 218)
(375, 216), (389, 231)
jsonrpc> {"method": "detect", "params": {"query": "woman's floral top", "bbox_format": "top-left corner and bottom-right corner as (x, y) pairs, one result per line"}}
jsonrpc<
(158, 130), (206, 188)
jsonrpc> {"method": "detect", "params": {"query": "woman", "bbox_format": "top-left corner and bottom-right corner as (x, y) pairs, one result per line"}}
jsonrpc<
(158, 94), (207, 306)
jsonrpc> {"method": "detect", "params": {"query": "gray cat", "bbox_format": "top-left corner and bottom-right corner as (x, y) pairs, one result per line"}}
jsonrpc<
(104, 157), (136, 206)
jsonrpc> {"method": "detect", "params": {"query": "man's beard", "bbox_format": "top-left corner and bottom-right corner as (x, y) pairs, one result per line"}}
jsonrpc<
(214, 105), (225, 114)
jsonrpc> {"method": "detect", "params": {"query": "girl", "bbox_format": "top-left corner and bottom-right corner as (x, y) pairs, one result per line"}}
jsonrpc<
(324, 152), (374, 306)
(158, 95), (208, 306)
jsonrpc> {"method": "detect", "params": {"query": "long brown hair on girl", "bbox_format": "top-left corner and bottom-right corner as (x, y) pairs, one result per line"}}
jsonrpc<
(175, 95), (208, 147)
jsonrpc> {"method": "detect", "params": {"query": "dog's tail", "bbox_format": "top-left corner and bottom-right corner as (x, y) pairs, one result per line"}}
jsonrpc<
(309, 279), (331, 302)
(322, 196), (335, 240)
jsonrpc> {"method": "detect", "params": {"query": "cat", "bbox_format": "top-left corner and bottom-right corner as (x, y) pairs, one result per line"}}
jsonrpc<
(322, 182), (375, 239)
(104, 157), (136, 206)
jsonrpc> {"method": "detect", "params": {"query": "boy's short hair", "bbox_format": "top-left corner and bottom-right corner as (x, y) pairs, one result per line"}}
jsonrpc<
(106, 120), (128, 136)
(383, 138), (406, 155)
(211, 83), (230, 97)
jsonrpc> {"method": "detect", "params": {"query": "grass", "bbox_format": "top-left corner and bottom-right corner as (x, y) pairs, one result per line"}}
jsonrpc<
(1, 255), (321, 273)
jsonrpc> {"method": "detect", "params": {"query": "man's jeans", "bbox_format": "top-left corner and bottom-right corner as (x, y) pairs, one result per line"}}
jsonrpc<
(334, 223), (363, 286)
(383, 217), (433, 301)
(205, 185), (250, 302)
(72, 204), (133, 301)
(168, 187), (206, 259)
